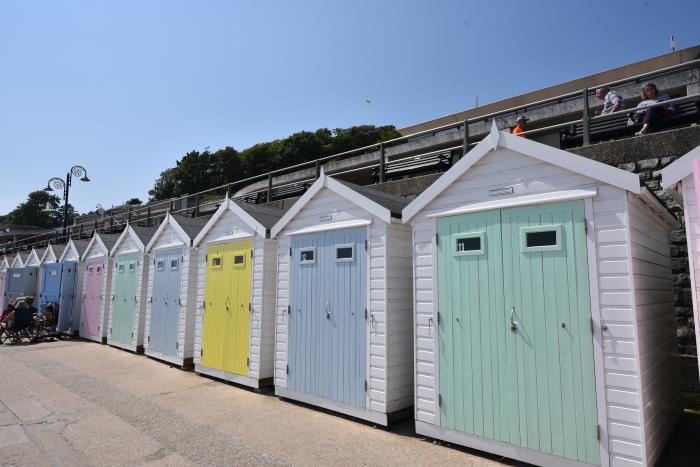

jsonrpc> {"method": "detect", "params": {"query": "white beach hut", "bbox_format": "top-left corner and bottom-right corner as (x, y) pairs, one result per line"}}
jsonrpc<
(192, 198), (284, 389)
(106, 225), (159, 353)
(271, 173), (414, 425)
(660, 144), (700, 380)
(401, 123), (682, 467)
(78, 233), (120, 343)
(142, 214), (209, 367)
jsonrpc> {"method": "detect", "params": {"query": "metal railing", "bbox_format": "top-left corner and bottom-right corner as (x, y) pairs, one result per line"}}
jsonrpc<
(3, 58), (699, 254)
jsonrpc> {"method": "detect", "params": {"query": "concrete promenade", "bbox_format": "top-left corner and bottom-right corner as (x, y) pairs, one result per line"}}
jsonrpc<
(0, 339), (697, 466)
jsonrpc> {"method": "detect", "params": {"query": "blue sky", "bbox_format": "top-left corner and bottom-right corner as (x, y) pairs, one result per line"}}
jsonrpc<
(1, 0), (699, 215)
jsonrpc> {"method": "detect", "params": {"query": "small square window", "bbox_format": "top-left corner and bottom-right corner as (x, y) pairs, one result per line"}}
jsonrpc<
(233, 255), (245, 266)
(156, 260), (165, 271)
(88, 267), (94, 276)
(299, 248), (315, 264)
(521, 225), (562, 252)
(335, 244), (354, 262)
(97, 266), (101, 273)
(118, 264), (125, 273)
(170, 259), (179, 269)
(49, 270), (58, 276)
(453, 232), (485, 256)
(12, 273), (20, 278)
(129, 263), (136, 272)
(212, 257), (222, 267)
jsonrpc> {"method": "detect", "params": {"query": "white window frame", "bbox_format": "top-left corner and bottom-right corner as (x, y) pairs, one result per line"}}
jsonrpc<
(299, 247), (316, 265)
(334, 243), (355, 263)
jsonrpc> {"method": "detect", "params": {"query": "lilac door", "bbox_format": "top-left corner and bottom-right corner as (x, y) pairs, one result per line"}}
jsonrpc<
(81, 260), (104, 337)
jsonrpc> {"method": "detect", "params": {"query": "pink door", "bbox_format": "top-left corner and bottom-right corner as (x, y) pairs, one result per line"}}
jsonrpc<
(81, 260), (104, 337)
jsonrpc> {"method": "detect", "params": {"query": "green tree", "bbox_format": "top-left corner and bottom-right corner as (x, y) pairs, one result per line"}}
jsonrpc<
(0, 191), (69, 228)
(148, 124), (400, 201)
(125, 198), (143, 206)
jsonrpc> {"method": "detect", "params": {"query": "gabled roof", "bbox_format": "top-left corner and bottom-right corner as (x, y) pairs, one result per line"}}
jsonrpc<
(110, 225), (158, 256)
(660, 145), (700, 189)
(10, 252), (24, 268)
(145, 213), (211, 252)
(27, 248), (45, 266)
(59, 239), (91, 263)
(0, 256), (8, 270)
(270, 170), (407, 238)
(81, 233), (121, 262)
(402, 121), (642, 222)
(194, 196), (285, 246)
(42, 243), (65, 264)
(19, 250), (31, 264)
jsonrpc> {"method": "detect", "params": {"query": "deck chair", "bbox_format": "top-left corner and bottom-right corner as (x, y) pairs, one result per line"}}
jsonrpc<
(0, 307), (34, 344)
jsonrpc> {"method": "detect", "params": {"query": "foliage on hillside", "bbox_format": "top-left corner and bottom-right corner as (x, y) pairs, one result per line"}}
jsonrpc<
(148, 125), (400, 200)
(0, 191), (74, 228)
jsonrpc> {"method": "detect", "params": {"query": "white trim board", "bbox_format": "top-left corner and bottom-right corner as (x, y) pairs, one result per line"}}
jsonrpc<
(660, 144), (700, 188)
(145, 212), (192, 253)
(284, 219), (372, 236)
(80, 233), (109, 262)
(193, 195), (267, 246)
(270, 170), (394, 238)
(402, 121), (641, 223)
(275, 387), (388, 426)
(110, 225), (146, 257)
(426, 189), (597, 218)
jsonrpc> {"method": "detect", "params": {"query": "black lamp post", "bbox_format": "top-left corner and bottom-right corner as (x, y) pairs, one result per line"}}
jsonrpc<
(44, 165), (90, 237)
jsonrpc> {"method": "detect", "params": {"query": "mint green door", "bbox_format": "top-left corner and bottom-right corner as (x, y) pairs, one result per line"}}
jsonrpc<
(112, 255), (139, 344)
(437, 200), (600, 465)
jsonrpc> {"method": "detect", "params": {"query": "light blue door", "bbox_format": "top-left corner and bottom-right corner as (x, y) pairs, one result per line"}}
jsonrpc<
(150, 248), (183, 356)
(288, 227), (367, 408)
(39, 263), (63, 308)
(57, 262), (77, 332)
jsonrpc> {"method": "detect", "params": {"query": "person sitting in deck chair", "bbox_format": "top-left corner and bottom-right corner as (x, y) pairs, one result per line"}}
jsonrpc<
(31, 303), (57, 342)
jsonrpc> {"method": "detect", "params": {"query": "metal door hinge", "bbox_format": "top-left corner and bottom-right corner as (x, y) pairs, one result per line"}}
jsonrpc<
(590, 318), (595, 334)
(364, 380), (368, 392)
(596, 424), (601, 440)
(250, 250), (253, 258)
(249, 303), (251, 311)
(206, 254), (208, 261)
(287, 305), (291, 314)
(437, 311), (441, 324)
(584, 220), (588, 234)
(435, 233), (439, 246)
(175, 342), (179, 349)
(246, 357), (250, 367)
(364, 308), (368, 320)
(200, 349), (203, 356)
(109, 327), (112, 334)
(203, 301), (206, 309)
(147, 335), (150, 342)
(289, 247), (292, 256)
(438, 394), (442, 407)
(131, 332), (133, 338)
(364, 239), (368, 251)
(286, 364), (289, 375)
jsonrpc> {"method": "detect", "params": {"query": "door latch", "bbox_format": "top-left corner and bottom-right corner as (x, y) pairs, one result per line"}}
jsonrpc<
(510, 306), (518, 331)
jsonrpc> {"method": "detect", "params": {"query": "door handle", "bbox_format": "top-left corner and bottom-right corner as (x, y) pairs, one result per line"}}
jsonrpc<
(325, 301), (331, 319)
(510, 306), (518, 331)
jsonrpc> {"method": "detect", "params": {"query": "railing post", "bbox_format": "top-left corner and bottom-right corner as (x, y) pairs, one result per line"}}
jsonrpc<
(126, 205), (131, 225)
(79, 224), (83, 238)
(194, 195), (200, 218)
(109, 215), (114, 233)
(378, 143), (386, 183)
(267, 173), (273, 203)
(315, 160), (321, 180)
(462, 118), (469, 160)
(582, 88), (591, 146)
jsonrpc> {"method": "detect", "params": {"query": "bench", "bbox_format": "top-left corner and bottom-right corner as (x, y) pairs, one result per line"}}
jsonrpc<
(560, 98), (700, 149)
(372, 152), (452, 183)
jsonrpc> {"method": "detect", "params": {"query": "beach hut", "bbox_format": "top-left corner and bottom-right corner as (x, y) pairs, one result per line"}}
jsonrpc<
(660, 144), (700, 380)
(106, 225), (158, 353)
(4, 251), (38, 306)
(143, 214), (209, 367)
(79, 233), (120, 343)
(58, 239), (90, 334)
(193, 198), (284, 389)
(270, 173), (413, 425)
(0, 256), (8, 311)
(401, 123), (682, 467)
(41, 243), (66, 265)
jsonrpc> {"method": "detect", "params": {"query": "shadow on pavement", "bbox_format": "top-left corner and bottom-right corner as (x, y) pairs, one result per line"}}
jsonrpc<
(658, 410), (700, 466)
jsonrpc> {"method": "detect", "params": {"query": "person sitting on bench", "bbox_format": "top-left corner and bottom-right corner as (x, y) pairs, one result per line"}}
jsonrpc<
(630, 82), (673, 135)
(595, 86), (625, 115)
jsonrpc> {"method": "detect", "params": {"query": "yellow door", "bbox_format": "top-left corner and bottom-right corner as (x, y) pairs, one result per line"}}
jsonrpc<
(201, 240), (252, 376)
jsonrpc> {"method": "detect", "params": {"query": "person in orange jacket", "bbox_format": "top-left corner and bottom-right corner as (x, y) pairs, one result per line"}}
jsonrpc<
(512, 115), (528, 137)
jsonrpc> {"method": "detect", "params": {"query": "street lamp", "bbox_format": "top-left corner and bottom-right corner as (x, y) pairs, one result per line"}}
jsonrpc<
(44, 165), (90, 236)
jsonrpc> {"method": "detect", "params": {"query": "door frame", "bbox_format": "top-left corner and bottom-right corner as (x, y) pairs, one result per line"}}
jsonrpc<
(428, 198), (610, 467)
(286, 224), (372, 410)
(201, 236), (256, 376)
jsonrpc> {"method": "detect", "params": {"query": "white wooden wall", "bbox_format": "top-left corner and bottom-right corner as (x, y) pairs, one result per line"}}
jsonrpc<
(143, 222), (197, 363)
(193, 209), (275, 381)
(410, 148), (660, 466)
(682, 175), (700, 382)
(43, 249), (57, 264)
(107, 232), (148, 351)
(626, 194), (681, 466)
(273, 188), (415, 415)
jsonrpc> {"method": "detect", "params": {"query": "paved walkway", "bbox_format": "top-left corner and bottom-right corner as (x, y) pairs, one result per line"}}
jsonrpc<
(0, 340), (697, 466)
(0, 340), (506, 466)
